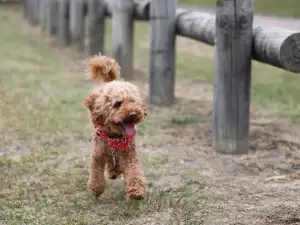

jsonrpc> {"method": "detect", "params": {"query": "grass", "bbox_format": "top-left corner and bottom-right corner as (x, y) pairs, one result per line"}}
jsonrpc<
(144, 155), (169, 168)
(183, 168), (202, 184)
(179, 0), (300, 18)
(1, 3), (300, 224)
(0, 5), (213, 225)
(169, 112), (198, 125)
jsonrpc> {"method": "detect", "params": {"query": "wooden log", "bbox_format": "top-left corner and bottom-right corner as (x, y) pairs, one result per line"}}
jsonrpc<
(111, 0), (134, 79)
(104, 0), (300, 73)
(133, 0), (150, 20)
(87, 0), (105, 56)
(58, 0), (71, 46)
(253, 27), (300, 74)
(213, 0), (254, 154)
(104, 0), (150, 20)
(176, 9), (216, 46)
(176, 9), (300, 73)
(70, 0), (85, 52)
(149, 0), (177, 105)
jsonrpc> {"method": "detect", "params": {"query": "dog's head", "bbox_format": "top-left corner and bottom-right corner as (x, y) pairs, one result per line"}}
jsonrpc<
(84, 54), (147, 137)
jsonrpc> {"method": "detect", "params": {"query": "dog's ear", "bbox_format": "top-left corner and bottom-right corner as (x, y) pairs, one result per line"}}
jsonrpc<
(84, 94), (97, 111)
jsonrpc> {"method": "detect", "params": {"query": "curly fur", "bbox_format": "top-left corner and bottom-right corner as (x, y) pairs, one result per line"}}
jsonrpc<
(84, 54), (147, 200)
(87, 54), (120, 82)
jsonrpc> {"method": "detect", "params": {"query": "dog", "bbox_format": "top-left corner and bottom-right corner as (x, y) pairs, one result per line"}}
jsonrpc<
(84, 54), (147, 200)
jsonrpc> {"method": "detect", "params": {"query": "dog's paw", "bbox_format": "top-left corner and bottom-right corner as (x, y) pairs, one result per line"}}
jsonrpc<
(127, 191), (146, 200)
(87, 181), (105, 197)
(126, 183), (147, 200)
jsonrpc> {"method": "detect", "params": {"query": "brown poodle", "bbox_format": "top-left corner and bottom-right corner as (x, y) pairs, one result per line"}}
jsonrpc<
(84, 54), (147, 200)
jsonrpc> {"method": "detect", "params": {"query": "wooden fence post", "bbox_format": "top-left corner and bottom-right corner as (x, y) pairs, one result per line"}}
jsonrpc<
(45, 0), (58, 36)
(213, 0), (254, 154)
(70, 0), (85, 52)
(50, 0), (59, 36)
(87, 0), (105, 56)
(58, 0), (71, 46)
(23, 0), (28, 20)
(149, 0), (177, 105)
(27, 0), (34, 25)
(39, 0), (46, 34)
(27, 0), (39, 26)
(111, 0), (134, 79)
(45, 0), (51, 36)
(34, 0), (40, 25)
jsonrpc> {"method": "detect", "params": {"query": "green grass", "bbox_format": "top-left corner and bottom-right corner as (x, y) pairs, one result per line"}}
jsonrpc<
(143, 155), (169, 168)
(169, 112), (198, 125)
(183, 168), (202, 184)
(179, 0), (300, 18)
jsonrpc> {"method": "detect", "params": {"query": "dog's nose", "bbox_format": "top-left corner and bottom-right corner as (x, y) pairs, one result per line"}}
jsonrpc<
(128, 112), (137, 117)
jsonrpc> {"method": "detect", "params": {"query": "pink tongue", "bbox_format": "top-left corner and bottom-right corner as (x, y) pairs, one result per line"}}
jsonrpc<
(123, 123), (135, 135)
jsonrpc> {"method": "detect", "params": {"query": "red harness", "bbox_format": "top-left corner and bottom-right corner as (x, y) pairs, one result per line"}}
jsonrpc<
(95, 129), (134, 151)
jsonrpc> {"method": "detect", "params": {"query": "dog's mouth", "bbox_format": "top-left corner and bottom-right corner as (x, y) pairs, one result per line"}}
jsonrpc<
(121, 122), (136, 136)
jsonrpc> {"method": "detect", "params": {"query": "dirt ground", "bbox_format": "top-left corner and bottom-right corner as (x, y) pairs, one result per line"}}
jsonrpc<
(124, 71), (300, 225)
(132, 8), (300, 224)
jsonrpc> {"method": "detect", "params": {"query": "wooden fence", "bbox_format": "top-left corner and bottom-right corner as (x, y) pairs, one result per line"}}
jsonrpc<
(23, 0), (300, 155)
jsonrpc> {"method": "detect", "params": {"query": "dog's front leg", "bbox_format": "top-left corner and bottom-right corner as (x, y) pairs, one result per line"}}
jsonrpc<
(88, 150), (106, 198)
(121, 145), (147, 200)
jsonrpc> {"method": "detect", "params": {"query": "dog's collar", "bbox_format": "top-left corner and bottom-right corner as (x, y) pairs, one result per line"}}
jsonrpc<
(95, 129), (135, 151)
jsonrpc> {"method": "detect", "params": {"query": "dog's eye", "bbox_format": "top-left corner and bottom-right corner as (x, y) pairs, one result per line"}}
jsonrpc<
(114, 101), (122, 109)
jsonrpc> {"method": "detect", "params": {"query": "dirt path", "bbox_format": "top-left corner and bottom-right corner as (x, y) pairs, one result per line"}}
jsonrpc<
(130, 72), (300, 225)
(167, 14), (300, 224)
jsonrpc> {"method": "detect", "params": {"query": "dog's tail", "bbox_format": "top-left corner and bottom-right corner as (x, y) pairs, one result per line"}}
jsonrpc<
(86, 54), (120, 82)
